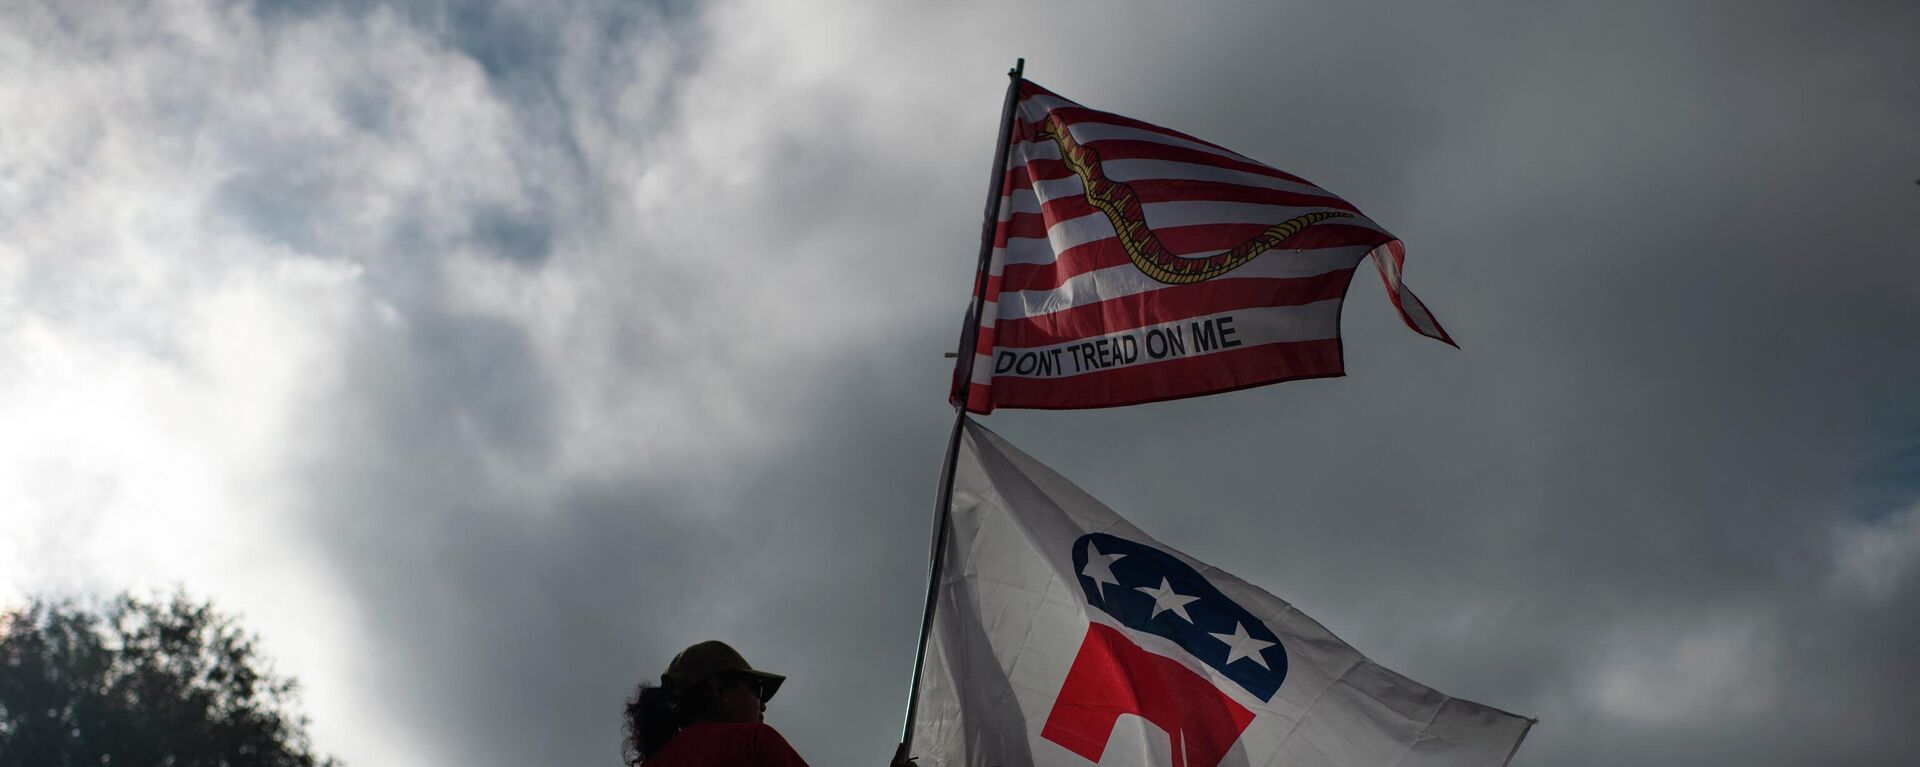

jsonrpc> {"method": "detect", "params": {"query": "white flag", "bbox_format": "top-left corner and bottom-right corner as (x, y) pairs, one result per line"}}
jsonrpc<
(911, 421), (1531, 767)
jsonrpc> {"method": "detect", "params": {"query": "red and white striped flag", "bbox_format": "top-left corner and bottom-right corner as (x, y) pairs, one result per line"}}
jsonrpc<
(954, 81), (1455, 414)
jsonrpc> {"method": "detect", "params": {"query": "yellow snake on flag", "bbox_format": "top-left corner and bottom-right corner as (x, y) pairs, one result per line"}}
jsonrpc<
(1037, 114), (1352, 285)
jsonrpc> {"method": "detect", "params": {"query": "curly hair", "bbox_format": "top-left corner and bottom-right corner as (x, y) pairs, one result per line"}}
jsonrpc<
(621, 677), (726, 765)
(621, 681), (675, 765)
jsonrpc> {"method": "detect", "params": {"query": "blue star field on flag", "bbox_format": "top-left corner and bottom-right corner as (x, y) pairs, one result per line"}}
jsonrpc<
(1072, 532), (1289, 701)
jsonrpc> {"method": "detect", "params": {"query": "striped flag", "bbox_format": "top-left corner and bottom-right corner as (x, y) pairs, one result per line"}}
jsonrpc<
(954, 81), (1454, 414)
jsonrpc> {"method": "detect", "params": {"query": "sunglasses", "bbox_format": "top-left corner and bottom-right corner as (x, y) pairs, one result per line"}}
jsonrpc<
(729, 675), (770, 700)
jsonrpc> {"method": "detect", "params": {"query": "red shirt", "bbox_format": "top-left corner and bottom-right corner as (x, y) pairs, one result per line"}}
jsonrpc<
(644, 722), (812, 767)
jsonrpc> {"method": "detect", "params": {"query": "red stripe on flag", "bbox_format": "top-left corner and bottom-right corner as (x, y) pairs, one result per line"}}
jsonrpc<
(998, 213), (1048, 243)
(1019, 102), (1241, 157)
(1014, 132), (1318, 188)
(962, 379), (991, 412)
(1002, 168), (1035, 193)
(975, 338), (1346, 412)
(989, 269), (1354, 349)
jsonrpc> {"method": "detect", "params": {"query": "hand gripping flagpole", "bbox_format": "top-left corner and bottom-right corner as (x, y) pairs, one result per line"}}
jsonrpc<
(899, 57), (1025, 753)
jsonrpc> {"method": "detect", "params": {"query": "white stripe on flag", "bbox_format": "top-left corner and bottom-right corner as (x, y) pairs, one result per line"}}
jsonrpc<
(994, 252), (1364, 322)
(968, 352), (994, 386)
(984, 301), (1343, 370)
(999, 189), (1043, 219)
(994, 239), (1058, 269)
(1401, 289), (1442, 337)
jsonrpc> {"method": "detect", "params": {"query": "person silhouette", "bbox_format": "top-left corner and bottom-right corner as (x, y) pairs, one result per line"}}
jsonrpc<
(622, 640), (913, 767)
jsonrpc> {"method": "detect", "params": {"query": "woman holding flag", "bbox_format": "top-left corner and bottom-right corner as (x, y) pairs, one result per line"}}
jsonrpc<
(621, 640), (914, 767)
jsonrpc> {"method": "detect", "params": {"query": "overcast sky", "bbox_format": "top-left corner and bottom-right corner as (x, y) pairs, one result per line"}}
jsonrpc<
(4, 1), (1919, 765)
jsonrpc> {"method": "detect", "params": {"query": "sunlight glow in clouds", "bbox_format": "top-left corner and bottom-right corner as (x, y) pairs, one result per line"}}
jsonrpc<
(0, 3), (487, 761)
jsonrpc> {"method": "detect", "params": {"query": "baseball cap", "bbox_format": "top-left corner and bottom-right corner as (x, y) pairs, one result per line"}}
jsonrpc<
(662, 640), (786, 702)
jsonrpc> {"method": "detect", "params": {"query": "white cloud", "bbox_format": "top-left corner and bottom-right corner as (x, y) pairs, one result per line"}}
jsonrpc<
(1584, 610), (1780, 725)
(0, 2), (517, 762)
(1830, 504), (1920, 604)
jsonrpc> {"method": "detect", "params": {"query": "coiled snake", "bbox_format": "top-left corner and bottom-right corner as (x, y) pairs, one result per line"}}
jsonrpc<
(1036, 114), (1351, 285)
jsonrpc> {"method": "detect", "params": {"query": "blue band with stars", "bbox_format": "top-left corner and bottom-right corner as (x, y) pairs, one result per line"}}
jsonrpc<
(1072, 532), (1288, 701)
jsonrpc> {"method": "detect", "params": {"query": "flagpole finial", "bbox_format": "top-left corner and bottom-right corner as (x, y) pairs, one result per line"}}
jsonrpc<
(1010, 58), (1024, 79)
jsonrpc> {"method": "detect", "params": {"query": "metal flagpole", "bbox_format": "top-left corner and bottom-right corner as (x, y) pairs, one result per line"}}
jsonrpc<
(899, 57), (1025, 752)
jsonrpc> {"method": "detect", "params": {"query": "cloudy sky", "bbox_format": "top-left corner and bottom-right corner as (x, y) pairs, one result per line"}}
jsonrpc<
(4, 0), (1918, 765)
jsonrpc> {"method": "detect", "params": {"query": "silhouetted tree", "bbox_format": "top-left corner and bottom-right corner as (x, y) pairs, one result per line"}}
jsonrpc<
(0, 592), (339, 766)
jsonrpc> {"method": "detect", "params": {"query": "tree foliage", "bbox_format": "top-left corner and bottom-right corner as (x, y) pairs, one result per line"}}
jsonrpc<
(0, 592), (338, 766)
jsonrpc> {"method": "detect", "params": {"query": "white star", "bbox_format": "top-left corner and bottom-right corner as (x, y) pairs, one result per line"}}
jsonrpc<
(1209, 622), (1277, 669)
(1134, 578), (1201, 623)
(1080, 542), (1126, 598)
